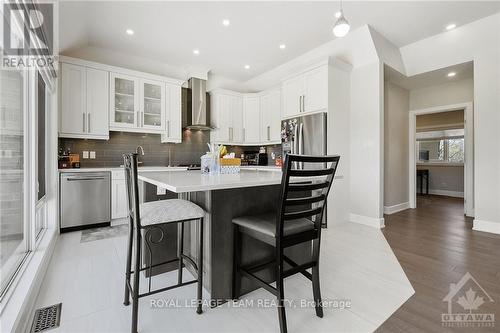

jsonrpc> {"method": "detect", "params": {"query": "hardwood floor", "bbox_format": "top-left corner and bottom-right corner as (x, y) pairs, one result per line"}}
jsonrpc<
(378, 195), (500, 333)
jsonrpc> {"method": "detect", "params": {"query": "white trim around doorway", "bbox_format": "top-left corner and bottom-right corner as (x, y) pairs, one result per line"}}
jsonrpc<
(408, 102), (474, 217)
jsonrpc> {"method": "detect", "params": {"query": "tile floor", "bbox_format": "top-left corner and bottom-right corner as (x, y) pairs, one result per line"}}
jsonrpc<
(34, 222), (414, 332)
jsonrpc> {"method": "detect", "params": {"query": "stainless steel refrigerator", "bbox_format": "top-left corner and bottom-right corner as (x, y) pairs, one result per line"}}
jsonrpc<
(281, 113), (327, 168)
(281, 112), (328, 226)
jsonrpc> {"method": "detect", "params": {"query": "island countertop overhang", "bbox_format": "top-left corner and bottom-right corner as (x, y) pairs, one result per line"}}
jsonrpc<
(138, 169), (343, 193)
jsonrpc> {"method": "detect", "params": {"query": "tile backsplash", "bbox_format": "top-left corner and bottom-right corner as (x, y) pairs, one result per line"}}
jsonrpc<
(59, 130), (209, 168)
(59, 131), (282, 168)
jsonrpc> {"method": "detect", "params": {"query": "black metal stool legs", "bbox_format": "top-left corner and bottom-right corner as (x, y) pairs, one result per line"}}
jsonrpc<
(124, 218), (134, 306)
(197, 217), (204, 314)
(131, 227), (141, 333)
(177, 222), (184, 284)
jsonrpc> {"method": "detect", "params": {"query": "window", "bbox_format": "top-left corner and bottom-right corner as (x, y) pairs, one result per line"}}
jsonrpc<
(0, 68), (27, 295)
(418, 137), (464, 163)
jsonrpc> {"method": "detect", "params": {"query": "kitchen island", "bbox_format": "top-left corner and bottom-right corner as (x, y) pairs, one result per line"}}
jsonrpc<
(138, 169), (339, 304)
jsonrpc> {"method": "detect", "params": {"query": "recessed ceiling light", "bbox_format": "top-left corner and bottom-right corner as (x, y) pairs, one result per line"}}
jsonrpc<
(222, 19), (230, 26)
(193, 49), (200, 55)
(244, 65), (250, 69)
(447, 72), (456, 77)
(126, 29), (134, 35)
(446, 23), (456, 31)
(279, 44), (286, 50)
(335, 11), (342, 18)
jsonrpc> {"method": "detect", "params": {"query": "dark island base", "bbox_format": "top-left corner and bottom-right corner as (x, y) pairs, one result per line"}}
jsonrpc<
(140, 183), (312, 303)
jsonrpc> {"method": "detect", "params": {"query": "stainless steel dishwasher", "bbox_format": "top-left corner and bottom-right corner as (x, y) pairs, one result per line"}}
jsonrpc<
(60, 172), (111, 232)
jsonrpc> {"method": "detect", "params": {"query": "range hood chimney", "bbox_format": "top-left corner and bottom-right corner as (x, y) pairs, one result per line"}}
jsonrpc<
(185, 77), (212, 130)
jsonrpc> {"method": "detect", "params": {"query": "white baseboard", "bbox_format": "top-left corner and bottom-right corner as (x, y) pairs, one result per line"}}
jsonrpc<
(418, 189), (464, 198)
(350, 213), (385, 228)
(384, 202), (410, 215)
(473, 219), (500, 235)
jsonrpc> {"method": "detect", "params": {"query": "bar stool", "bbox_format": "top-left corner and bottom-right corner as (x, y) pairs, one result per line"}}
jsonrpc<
(232, 154), (340, 333)
(122, 153), (205, 333)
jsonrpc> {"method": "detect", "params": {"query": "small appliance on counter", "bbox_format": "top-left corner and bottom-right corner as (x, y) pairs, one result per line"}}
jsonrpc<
(257, 146), (268, 166)
(58, 148), (81, 169)
(241, 150), (259, 166)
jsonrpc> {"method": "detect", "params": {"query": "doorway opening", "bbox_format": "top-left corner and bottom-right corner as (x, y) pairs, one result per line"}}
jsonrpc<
(383, 61), (474, 218)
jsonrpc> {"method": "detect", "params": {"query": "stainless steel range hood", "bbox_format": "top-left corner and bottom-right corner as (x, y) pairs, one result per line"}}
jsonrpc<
(184, 77), (212, 130)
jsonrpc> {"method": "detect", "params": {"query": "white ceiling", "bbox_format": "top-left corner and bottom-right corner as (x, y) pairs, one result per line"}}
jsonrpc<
(385, 61), (473, 90)
(59, 1), (500, 82)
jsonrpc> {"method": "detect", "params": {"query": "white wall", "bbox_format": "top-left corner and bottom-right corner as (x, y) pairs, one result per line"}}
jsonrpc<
(384, 82), (409, 208)
(400, 13), (500, 234)
(410, 78), (474, 110)
(349, 61), (385, 227)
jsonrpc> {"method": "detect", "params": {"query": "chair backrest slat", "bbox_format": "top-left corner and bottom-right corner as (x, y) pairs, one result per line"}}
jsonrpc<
(287, 181), (330, 192)
(276, 154), (340, 241)
(285, 194), (325, 206)
(284, 207), (323, 221)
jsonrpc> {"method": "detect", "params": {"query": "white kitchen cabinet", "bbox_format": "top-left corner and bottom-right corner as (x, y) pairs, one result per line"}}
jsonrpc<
(282, 75), (304, 119)
(60, 63), (109, 139)
(303, 65), (328, 113)
(243, 96), (260, 144)
(86, 68), (109, 137)
(61, 63), (85, 136)
(281, 64), (328, 119)
(211, 89), (281, 146)
(110, 72), (140, 129)
(111, 170), (128, 220)
(260, 90), (281, 143)
(140, 79), (166, 131)
(110, 73), (168, 134)
(161, 84), (182, 143)
(210, 91), (243, 144)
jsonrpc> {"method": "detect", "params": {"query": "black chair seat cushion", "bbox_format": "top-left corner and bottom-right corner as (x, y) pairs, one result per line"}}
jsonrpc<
(232, 213), (314, 246)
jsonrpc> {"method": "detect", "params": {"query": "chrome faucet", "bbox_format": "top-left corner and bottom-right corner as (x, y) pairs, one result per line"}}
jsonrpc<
(136, 145), (145, 155)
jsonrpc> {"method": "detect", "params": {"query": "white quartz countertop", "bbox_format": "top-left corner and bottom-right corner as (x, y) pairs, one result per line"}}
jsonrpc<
(138, 169), (343, 193)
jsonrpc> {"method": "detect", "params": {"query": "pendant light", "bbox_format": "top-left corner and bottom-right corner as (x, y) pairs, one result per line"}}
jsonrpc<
(333, 0), (350, 37)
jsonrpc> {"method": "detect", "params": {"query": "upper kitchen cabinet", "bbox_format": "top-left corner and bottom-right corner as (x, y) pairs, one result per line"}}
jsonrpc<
(140, 79), (165, 131)
(260, 90), (281, 143)
(211, 89), (281, 146)
(210, 91), (243, 144)
(242, 96), (261, 144)
(282, 64), (328, 119)
(109, 72), (140, 130)
(60, 63), (109, 140)
(161, 84), (182, 143)
(110, 74), (173, 134)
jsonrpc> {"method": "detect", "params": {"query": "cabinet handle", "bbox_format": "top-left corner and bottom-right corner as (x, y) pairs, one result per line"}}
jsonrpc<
(267, 125), (270, 141)
(88, 113), (91, 133)
(82, 113), (86, 132)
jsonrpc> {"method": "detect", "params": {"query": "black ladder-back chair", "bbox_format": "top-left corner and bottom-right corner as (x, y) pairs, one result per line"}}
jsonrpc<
(232, 154), (340, 333)
(122, 153), (205, 333)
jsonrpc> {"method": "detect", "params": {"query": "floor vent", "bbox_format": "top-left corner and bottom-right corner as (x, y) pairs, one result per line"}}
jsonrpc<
(30, 303), (62, 333)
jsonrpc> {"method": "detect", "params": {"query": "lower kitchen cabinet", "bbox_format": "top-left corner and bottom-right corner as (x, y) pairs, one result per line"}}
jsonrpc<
(111, 170), (128, 219)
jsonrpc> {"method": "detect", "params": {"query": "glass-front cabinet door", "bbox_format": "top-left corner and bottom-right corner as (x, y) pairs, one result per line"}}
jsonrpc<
(110, 73), (139, 128)
(140, 79), (165, 131)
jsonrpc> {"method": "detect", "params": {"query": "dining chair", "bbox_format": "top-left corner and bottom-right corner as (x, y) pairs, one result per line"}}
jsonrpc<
(122, 153), (205, 333)
(232, 154), (340, 333)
